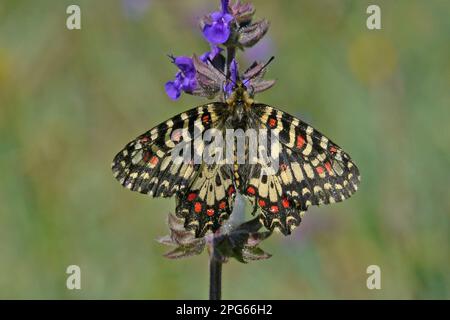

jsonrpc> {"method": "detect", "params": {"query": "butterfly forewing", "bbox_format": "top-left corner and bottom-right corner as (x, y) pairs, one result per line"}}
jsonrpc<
(112, 103), (223, 195)
(237, 104), (361, 235)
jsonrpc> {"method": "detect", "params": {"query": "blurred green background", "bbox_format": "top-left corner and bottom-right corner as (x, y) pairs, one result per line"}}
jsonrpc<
(1, 0), (449, 299)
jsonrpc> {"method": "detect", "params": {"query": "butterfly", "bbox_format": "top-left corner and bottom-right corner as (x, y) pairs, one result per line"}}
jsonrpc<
(112, 80), (360, 238)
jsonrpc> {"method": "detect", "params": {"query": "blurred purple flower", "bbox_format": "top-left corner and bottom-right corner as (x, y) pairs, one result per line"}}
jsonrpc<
(202, 0), (234, 44)
(122, 0), (151, 20)
(244, 36), (275, 63)
(165, 56), (198, 100)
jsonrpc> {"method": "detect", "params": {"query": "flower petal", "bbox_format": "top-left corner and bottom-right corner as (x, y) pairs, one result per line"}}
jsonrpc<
(230, 59), (238, 83)
(181, 76), (197, 92)
(210, 11), (223, 21)
(211, 45), (223, 58)
(200, 45), (223, 62)
(222, 13), (234, 24)
(174, 56), (196, 78)
(203, 22), (231, 44)
(221, 0), (230, 14)
(223, 59), (239, 95)
(165, 81), (181, 100)
(199, 52), (209, 63)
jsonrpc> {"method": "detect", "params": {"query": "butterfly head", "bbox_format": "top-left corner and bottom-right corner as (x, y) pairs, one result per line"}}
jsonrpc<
(225, 57), (275, 107)
(226, 80), (254, 108)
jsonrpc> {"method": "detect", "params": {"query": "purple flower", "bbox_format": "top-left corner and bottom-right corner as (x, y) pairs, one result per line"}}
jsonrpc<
(202, 0), (234, 45)
(223, 58), (276, 97)
(122, 0), (151, 20)
(165, 56), (198, 100)
(224, 59), (248, 95)
(172, 56), (196, 78)
(200, 45), (223, 63)
(244, 36), (275, 63)
(165, 0), (274, 100)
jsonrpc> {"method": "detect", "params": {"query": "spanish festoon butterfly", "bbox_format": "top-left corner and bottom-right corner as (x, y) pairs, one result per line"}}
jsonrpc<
(112, 76), (360, 237)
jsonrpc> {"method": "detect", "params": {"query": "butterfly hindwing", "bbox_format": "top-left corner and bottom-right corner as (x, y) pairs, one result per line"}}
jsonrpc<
(176, 163), (236, 237)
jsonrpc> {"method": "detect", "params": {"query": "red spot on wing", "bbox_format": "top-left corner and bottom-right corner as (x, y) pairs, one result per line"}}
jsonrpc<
(269, 118), (277, 128)
(247, 186), (256, 195)
(194, 202), (202, 213)
(206, 208), (214, 216)
(258, 199), (266, 207)
(316, 166), (325, 174)
(329, 146), (337, 153)
(187, 193), (197, 201)
(202, 114), (210, 124)
(269, 205), (279, 213)
(282, 197), (290, 208)
(296, 135), (305, 149)
(142, 151), (151, 162)
(150, 156), (159, 166)
(228, 185), (235, 196)
(219, 201), (226, 210)
(325, 162), (332, 173)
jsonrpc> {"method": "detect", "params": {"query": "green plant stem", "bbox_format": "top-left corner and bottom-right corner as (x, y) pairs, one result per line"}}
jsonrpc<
(209, 253), (222, 300)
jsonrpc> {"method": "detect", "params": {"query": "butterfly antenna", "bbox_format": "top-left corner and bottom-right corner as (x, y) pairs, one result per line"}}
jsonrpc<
(167, 54), (176, 63)
(243, 56), (275, 86)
